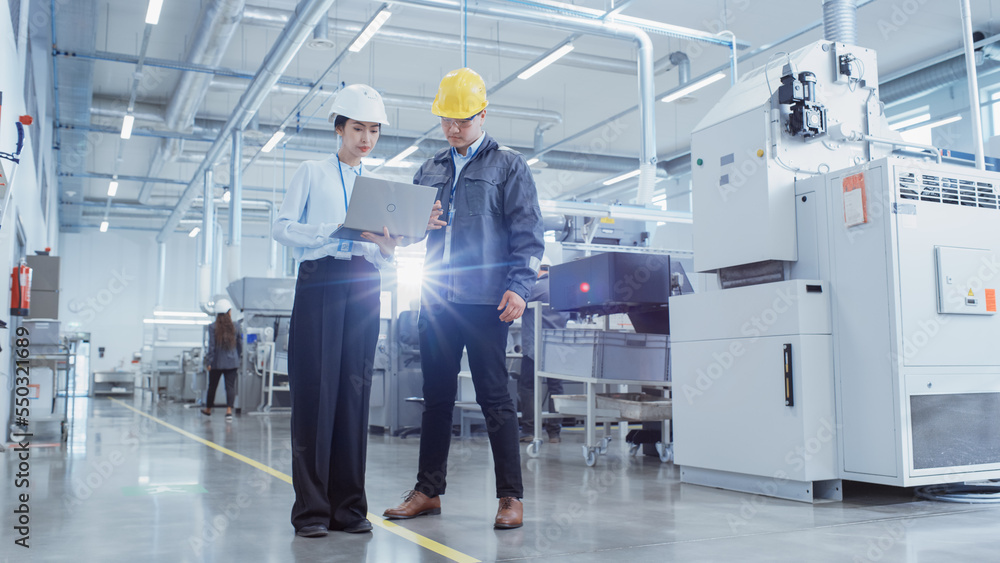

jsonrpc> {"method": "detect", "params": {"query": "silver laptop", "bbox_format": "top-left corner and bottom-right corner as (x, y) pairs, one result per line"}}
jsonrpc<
(331, 175), (439, 242)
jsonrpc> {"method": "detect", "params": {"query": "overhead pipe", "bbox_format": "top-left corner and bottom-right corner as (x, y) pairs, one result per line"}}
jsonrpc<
(242, 4), (640, 75)
(228, 130), (244, 284)
(822, 0), (858, 45)
(157, 0), (339, 243)
(200, 169), (215, 305)
(960, 0), (986, 170)
(141, 0), (246, 204)
(383, 0), (658, 205)
(208, 76), (563, 123)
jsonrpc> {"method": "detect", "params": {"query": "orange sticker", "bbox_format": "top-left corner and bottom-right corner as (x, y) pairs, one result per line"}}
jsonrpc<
(843, 173), (868, 227)
(987, 289), (997, 313)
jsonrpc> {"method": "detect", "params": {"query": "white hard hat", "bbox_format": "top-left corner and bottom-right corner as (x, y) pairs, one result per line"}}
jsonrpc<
(328, 84), (390, 126)
(214, 298), (233, 314)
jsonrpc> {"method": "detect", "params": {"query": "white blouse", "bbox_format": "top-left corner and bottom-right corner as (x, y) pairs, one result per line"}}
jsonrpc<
(272, 154), (392, 268)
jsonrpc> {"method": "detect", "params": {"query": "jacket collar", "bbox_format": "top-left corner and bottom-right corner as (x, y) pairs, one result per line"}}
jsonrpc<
(433, 132), (498, 164)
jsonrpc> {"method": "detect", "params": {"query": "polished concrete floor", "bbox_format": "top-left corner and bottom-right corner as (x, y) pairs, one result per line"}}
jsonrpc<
(3, 396), (1000, 562)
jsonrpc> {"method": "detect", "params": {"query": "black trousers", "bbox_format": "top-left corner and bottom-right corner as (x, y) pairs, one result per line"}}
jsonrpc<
(517, 356), (562, 435)
(206, 368), (237, 408)
(288, 256), (380, 531)
(416, 303), (523, 499)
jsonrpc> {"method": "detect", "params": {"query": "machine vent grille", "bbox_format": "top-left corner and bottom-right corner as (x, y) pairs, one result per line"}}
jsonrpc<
(897, 171), (998, 209)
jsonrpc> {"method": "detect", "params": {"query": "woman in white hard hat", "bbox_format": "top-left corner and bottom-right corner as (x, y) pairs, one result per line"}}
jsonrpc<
(272, 84), (401, 538)
(201, 298), (241, 421)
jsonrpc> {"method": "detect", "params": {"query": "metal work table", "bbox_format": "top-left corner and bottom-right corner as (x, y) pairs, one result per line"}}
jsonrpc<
(523, 303), (673, 466)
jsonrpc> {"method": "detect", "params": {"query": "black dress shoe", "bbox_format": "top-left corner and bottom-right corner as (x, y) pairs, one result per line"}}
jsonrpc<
(343, 519), (373, 533)
(295, 524), (329, 538)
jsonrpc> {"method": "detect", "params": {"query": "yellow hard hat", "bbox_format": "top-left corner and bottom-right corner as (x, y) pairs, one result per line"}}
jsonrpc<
(431, 68), (489, 119)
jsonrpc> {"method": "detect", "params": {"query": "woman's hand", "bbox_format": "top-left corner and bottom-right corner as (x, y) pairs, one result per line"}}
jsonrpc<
(361, 227), (402, 259)
(427, 200), (446, 231)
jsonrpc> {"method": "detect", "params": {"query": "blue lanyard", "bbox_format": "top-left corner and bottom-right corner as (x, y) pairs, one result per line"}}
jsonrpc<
(336, 157), (362, 210)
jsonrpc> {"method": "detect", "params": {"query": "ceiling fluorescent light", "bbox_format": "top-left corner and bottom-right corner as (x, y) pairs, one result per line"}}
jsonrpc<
(145, 0), (164, 25)
(107, 180), (119, 197)
(660, 72), (727, 103)
(602, 169), (641, 186)
(223, 190), (231, 203)
(385, 145), (419, 167)
(154, 310), (209, 317)
(99, 221), (109, 232)
(889, 113), (931, 131)
(526, 158), (540, 166)
(261, 130), (285, 153)
(921, 115), (962, 130)
(361, 157), (386, 166)
(142, 318), (212, 325)
(518, 44), (575, 80)
(349, 9), (392, 53)
(188, 227), (201, 238)
(120, 114), (135, 139)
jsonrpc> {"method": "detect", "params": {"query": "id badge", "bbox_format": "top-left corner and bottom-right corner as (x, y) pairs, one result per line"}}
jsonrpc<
(334, 239), (354, 260)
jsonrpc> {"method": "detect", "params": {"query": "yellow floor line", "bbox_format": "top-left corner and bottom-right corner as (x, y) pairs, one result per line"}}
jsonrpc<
(109, 398), (480, 563)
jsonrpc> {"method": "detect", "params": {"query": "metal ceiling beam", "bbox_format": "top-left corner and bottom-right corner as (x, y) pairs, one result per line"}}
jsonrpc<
(156, 0), (340, 242)
(242, 4), (642, 75)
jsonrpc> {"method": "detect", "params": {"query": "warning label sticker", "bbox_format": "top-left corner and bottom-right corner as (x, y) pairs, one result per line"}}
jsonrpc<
(987, 289), (997, 313)
(843, 173), (868, 228)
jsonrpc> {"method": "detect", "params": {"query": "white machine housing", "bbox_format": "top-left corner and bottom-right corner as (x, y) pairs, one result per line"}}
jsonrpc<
(673, 39), (1000, 500)
(690, 41), (889, 273)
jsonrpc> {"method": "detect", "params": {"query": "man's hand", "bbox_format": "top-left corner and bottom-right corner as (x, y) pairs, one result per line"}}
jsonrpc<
(497, 290), (526, 322)
(427, 200), (447, 231)
(361, 227), (402, 258)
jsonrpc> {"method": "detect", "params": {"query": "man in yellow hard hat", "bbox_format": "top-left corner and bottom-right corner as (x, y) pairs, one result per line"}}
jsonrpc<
(383, 68), (544, 530)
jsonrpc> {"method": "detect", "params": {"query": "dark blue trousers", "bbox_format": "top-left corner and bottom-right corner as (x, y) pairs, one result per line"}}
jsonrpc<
(288, 256), (380, 531)
(415, 303), (523, 499)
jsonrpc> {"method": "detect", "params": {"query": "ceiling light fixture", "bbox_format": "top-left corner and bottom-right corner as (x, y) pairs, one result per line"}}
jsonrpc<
(188, 227), (201, 238)
(602, 169), (641, 186)
(261, 130), (285, 153)
(120, 114), (135, 139)
(526, 158), (540, 166)
(142, 318), (213, 325)
(385, 144), (419, 167)
(107, 180), (119, 197)
(145, 0), (164, 25)
(518, 43), (575, 80)
(660, 72), (727, 103)
(905, 114), (963, 132)
(100, 221), (109, 232)
(153, 310), (210, 317)
(223, 190), (231, 203)
(349, 8), (392, 53)
(889, 113), (931, 131)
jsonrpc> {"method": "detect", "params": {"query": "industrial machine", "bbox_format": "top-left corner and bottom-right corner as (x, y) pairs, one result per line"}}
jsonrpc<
(226, 277), (295, 413)
(671, 40), (1000, 501)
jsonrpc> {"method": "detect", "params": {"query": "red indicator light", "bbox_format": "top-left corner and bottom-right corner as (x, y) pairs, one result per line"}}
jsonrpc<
(580, 282), (590, 293)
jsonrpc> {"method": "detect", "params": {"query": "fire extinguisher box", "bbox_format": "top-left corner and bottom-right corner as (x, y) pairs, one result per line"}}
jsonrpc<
(27, 255), (60, 292)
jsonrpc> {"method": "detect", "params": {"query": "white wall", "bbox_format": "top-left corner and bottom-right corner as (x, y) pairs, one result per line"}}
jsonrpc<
(58, 229), (276, 373)
(1, 0), (58, 436)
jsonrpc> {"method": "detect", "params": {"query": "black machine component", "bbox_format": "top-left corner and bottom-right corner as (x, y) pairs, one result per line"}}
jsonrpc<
(548, 253), (693, 335)
(778, 65), (827, 138)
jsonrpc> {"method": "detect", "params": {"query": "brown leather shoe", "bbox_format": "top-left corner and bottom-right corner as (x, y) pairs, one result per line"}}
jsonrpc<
(382, 490), (441, 520)
(494, 497), (523, 529)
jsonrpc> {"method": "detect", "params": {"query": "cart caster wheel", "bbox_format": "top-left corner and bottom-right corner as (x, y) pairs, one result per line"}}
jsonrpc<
(526, 440), (542, 458)
(582, 445), (597, 466)
(628, 443), (641, 457)
(263, 406), (272, 414)
(655, 442), (673, 463)
(598, 436), (611, 454)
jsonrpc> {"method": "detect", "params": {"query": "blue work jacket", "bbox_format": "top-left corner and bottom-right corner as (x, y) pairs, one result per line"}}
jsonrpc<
(414, 133), (545, 306)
